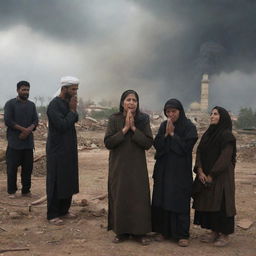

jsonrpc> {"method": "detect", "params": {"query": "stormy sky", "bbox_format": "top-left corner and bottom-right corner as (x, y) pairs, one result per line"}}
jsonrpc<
(0, 0), (255, 113)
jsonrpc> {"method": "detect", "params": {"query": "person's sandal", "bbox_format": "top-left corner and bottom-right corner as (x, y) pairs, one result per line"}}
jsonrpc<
(134, 236), (151, 246)
(62, 212), (77, 219)
(154, 234), (165, 242)
(8, 193), (17, 199)
(200, 232), (219, 243)
(49, 217), (64, 226)
(112, 234), (128, 243)
(141, 237), (151, 246)
(214, 235), (229, 247)
(178, 239), (189, 247)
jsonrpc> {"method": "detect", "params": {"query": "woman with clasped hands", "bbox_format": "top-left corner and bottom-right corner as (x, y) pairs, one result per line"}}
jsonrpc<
(192, 106), (236, 247)
(104, 90), (153, 245)
(151, 99), (198, 247)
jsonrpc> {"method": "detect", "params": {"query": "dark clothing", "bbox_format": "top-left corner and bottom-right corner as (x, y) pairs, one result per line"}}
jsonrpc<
(6, 147), (33, 194)
(194, 196), (234, 235)
(46, 97), (79, 219)
(4, 97), (37, 194)
(192, 106), (236, 234)
(152, 206), (190, 239)
(104, 112), (153, 235)
(4, 98), (38, 150)
(192, 144), (236, 215)
(192, 108), (236, 216)
(163, 98), (190, 136)
(196, 106), (236, 166)
(152, 120), (198, 212)
(47, 184), (72, 220)
(152, 99), (197, 239)
(194, 211), (234, 235)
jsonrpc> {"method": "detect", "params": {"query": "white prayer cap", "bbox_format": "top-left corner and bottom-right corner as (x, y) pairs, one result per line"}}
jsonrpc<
(60, 76), (79, 87)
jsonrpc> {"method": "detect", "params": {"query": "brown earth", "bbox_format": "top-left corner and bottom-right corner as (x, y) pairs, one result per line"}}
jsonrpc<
(0, 129), (256, 256)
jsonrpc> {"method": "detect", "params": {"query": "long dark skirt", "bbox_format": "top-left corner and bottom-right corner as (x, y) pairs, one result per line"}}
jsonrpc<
(152, 206), (190, 239)
(193, 197), (235, 235)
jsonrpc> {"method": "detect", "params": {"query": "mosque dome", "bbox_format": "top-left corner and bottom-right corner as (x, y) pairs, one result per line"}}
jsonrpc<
(189, 102), (201, 111)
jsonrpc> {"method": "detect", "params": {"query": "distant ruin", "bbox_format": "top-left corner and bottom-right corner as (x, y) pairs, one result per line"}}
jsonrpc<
(186, 74), (210, 124)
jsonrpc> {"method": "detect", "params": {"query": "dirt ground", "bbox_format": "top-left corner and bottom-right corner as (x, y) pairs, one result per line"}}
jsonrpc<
(0, 132), (256, 256)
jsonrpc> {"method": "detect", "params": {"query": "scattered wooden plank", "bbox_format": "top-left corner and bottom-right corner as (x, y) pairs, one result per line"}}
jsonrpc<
(91, 193), (107, 201)
(0, 226), (7, 232)
(0, 248), (29, 253)
(31, 195), (47, 206)
(33, 155), (46, 162)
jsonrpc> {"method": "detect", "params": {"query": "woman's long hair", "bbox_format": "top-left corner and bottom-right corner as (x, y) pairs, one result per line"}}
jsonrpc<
(119, 89), (140, 116)
(118, 89), (148, 130)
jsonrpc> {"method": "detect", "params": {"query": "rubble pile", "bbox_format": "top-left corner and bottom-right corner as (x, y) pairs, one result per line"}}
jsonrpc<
(76, 118), (107, 132)
(191, 114), (210, 137)
(32, 118), (107, 142)
(0, 114), (256, 171)
(236, 132), (256, 162)
(77, 136), (103, 149)
(237, 146), (256, 162)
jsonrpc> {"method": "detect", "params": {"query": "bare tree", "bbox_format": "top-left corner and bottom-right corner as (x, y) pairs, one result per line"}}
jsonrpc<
(33, 96), (38, 106)
(38, 96), (45, 107)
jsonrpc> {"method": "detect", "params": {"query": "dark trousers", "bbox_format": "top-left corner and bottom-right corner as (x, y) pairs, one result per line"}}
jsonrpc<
(47, 192), (72, 220)
(6, 147), (33, 194)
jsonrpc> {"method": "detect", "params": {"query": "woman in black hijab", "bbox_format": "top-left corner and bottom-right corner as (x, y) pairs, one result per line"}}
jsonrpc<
(104, 90), (153, 245)
(192, 106), (236, 247)
(152, 99), (198, 247)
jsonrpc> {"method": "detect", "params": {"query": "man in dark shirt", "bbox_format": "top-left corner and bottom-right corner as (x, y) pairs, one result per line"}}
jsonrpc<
(46, 76), (79, 225)
(4, 81), (38, 198)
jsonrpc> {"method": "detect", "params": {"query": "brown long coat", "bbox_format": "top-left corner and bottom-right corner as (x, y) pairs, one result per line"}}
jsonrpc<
(104, 112), (153, 235)
(192, 144), (236, 216)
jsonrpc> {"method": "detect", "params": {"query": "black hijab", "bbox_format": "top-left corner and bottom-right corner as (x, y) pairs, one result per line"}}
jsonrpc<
(198, 106), (236, 174)
(163, 98), (189, 137)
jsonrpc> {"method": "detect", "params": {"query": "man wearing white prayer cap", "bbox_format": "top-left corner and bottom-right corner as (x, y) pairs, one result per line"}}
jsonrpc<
(46, 76), (80, 225)
(52, 76), (80, 98)
(60, 76), (79, 87)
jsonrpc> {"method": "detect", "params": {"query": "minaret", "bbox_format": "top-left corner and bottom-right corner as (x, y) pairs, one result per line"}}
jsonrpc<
(200, 74), (209, 112)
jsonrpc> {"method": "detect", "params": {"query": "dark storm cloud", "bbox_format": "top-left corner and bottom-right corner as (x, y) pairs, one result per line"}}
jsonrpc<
(127, 0), (256, 106)
(0, 0), (255, 110)
(3, 0), (256, 72)
(134, 0), (256, 73)
(0, 0), (107, 42)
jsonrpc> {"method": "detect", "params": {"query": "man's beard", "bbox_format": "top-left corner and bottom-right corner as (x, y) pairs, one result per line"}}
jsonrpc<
(19, 94), (29, 100)
(64, 92), (72, 101)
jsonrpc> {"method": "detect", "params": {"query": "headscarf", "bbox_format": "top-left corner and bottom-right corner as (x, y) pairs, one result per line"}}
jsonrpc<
(197, 106), (236, 174)
(163, 98), (189, 137)
(52, 76), (80, 98)
(60, 76), (80, 87)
